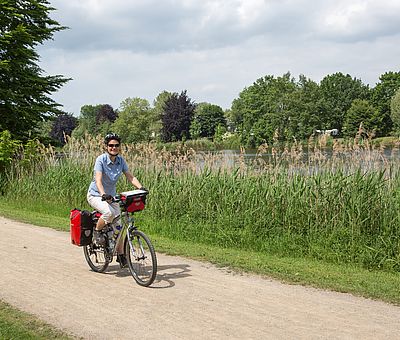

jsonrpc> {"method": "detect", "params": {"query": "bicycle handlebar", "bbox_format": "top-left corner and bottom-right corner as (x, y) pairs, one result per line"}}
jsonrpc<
(101, 189), (149, 203)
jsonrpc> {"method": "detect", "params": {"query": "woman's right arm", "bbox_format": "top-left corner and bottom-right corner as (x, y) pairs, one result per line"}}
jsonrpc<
(95, 171), (106, 196)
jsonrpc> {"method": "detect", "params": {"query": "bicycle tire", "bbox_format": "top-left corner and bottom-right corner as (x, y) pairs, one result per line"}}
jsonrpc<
(83, 243), (110, 273)
(125, 230), (157, 287)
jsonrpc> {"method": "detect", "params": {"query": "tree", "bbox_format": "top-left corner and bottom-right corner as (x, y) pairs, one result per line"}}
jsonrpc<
(152, 91), (172, 140)
(50, 113), (77, 146)
(390, 88), (400, 135)
(285, 75), (322, 140)
(231, 73), (298, 146)
(0, 0), (70, 140)
(95, 104), (117, 136)
(190, 103), (226, 139)
(161, 91), (196, 142)
(0, 130), (20, 172)
(96, 104), (117, 125)
(112, 97), (152, 143)
(342, 99), (379, 138)
(371, 71), (400, 136)
(319, 73), (370, 132)
(72, 104), (101, 138)
(72, 104), (116, 138)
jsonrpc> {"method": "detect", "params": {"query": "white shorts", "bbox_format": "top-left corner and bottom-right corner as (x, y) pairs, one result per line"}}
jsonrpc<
(87, 193), (121, 224)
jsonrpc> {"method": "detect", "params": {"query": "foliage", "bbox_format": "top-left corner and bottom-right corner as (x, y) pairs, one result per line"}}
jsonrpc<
(231, 73), (304, 146)
(0, 130), (20, 172)
(95, 104), (117, 125)
(0, 131), (44, 196)
(0, 0), (70, 140)
(33, 119), (54, 145)
(72, 104), (116, 138)
(50, 113), (77, 146)
(71, 104), (100, 138)
(285, 75), (322, 139)
(318, 72), (371, 131)
(342, 99), (379, 137)
(371, 71), (400, 136)
(213, 124), (227, 142)
(112, 97), (153, 143)
(160, 90), (196, 142)
(190, 102), (226, 139)
(372, 72), (400, 134)
(189, 118), (201, 139)
(152, 91), (172, 139)
(230, 72), (373, 145)
(390, 88), (400, 135)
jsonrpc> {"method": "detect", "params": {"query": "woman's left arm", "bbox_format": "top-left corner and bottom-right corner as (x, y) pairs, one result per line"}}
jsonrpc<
(124, 171), (143, 189)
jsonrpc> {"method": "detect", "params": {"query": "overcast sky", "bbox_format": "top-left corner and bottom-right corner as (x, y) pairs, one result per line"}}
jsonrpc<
(38, 0), (400, 116)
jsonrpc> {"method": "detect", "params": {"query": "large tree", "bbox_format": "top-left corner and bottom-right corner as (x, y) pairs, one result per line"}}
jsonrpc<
(96, 104), (117, 125)
(342, 99), (379, 138)
(50, 113), (77, 146)
(371, 71), (400, 136)
(390, 88), (400, 135)
(319, 72), (370, 132)
(231, 73), (298, 146)
(160, 90), (196, 142)
(152, 91), (172, 140)
(112, 97), (152, 143)
(190, 102), (226, 139)
(72, 104), (116, 138)
(0, 0), (70, 140)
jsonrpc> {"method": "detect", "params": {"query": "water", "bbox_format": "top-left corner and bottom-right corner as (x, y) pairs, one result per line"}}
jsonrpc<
(196, 146), (400, 175)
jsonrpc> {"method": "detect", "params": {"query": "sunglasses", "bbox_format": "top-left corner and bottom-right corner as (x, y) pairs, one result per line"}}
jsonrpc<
(108, 143), (120, 148)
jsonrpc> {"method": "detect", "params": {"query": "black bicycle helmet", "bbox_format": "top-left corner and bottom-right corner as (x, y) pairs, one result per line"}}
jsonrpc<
(104, 133), (121, 145)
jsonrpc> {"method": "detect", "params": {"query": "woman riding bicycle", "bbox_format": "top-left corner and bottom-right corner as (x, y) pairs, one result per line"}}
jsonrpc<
(87, 133), (145, 267)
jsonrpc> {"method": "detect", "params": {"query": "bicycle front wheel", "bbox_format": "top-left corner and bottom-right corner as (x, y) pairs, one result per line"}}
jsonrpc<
(125, 230), (157, 287)
(83, 243), (110, 273)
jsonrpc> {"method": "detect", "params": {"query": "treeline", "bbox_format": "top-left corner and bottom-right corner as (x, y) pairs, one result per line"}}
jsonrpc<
(48, 71), (400, 148)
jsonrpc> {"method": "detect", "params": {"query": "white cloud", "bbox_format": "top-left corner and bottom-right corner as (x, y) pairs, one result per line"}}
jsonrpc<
(317, 0), (400, 41)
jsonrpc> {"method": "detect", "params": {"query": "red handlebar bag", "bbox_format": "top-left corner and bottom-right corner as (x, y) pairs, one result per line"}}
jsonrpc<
(70, 209), (93, 246)
(122, 194), (146, 212)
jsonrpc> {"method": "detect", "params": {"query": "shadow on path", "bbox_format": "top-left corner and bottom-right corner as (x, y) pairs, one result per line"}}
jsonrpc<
(101, 263), (192, 289)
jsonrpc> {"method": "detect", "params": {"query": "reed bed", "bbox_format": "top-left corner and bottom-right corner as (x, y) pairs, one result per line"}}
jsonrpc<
(2, 135), (400, 272)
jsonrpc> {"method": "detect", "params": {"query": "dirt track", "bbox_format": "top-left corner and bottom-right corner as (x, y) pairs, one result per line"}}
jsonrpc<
(0, 216), (400, 339)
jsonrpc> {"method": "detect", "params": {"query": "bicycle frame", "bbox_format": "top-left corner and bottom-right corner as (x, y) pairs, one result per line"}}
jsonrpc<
(110, 211), (137, 256)
(103, 194), (148, 262)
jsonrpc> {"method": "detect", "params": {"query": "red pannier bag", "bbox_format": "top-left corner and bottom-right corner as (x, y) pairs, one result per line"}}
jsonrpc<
(70, 209), (93, 246)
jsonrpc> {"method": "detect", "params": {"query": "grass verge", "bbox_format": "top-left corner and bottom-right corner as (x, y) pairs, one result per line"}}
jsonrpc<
(1, 198), (399, 305)
(0, 300), (74, 340)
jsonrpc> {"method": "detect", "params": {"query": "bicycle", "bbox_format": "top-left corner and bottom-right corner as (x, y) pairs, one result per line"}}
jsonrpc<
(82, 189), (157, 287)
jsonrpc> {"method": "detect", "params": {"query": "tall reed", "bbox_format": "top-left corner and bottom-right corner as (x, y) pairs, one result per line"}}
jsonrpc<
(2, 135), (400, 271)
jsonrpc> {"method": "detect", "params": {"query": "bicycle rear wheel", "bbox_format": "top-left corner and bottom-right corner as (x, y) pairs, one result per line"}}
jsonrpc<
(125, 230), (157, 287)
(83, 243), (110, 273)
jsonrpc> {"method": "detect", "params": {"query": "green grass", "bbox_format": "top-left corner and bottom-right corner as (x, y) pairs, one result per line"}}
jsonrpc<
(0, 300), (74, 340)
(1, 198), (399, 305)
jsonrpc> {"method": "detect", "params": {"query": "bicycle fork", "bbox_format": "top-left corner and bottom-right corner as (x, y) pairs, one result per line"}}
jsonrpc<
(127, 225), (147, 261)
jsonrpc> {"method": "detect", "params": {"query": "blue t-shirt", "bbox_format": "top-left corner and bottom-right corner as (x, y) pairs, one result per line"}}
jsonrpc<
(88, 153), (129, 196)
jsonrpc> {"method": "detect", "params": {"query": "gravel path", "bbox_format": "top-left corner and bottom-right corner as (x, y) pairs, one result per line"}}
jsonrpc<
(0, 216), (399, 339)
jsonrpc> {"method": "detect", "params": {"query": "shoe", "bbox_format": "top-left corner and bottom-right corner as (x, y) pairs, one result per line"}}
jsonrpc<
(116, 254), (127, 268)
(93, 229), (106, 246)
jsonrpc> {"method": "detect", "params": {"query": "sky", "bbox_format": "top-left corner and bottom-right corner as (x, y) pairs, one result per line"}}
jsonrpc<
(38, 0), (400, 116)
